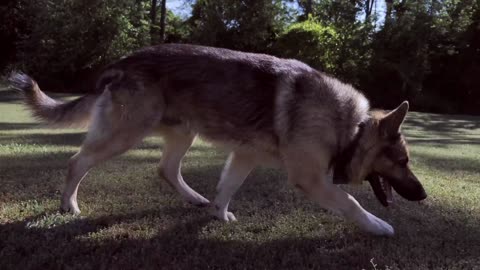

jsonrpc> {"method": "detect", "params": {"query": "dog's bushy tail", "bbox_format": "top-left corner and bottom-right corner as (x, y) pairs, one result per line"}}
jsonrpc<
(9, 73), (98, 128)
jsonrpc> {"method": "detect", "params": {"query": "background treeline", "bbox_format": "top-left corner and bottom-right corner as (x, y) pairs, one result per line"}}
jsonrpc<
(1, 0), (479, 114)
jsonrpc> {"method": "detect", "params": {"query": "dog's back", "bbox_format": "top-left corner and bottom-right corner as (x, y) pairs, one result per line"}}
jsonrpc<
(97, 44), (369, 154)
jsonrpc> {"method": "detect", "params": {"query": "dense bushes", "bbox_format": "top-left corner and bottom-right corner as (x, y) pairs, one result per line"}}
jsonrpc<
(5, 0), (151, 91)
(275, 18), (340, 73)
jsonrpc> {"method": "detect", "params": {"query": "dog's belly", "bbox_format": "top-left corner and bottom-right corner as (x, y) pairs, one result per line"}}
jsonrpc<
(154, 119), (283, 168)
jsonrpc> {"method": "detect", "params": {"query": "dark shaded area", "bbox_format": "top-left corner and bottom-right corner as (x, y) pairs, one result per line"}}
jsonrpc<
(407, 136), (480, 147)
(0, 132), (85, 146)
(0, 90), (22, 102)
(0, 122), (41, 131)
(0, 201), (479, 269)
(0, 0), (24, 72)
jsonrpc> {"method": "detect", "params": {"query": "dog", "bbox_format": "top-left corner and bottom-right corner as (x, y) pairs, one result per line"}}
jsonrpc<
(9, 44), (426, 236)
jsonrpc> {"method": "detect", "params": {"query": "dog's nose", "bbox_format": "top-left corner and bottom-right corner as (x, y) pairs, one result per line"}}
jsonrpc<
(417, 185), (427, 200)
(400, 180), (427, 201)
(389, 175), (427, 201)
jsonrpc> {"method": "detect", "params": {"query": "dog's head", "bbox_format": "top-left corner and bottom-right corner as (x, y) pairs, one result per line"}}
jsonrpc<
(349, 101), (427, 206)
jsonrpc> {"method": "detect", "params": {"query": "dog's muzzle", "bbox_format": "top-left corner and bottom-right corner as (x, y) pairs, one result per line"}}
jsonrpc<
(366, 173), (427, 207)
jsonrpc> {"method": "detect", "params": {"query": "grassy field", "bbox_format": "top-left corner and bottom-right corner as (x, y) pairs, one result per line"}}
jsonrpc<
(0, 85), (479, 270)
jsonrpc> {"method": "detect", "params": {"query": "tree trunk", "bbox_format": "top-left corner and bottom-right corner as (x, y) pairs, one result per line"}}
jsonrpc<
(305, 0), (312, 18)
(385, 0), (393, 25)
(159, 0), (167, 43)
(150, 0), (158, 45)
(365, 0), (375, 20)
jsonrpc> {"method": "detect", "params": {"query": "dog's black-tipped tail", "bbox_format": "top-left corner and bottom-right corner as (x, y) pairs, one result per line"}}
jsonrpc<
(8, 72), (98, 128)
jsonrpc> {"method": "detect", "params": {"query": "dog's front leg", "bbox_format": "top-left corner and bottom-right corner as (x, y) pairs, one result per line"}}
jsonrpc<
(284, 149), (394, 236)
(211, 151), (256, 222)
(292, 170), (394, 236)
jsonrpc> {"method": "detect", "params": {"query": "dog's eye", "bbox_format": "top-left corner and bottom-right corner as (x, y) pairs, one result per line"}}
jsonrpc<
(398, 157), (409, 167)
(388, 133), (401, 143)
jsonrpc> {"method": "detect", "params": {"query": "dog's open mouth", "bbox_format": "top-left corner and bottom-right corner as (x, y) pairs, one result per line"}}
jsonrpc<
(367, 174), (394, 207)
(366, 172), (427, 207)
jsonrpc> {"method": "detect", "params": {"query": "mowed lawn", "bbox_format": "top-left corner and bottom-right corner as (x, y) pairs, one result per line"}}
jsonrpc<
(1, 86), (479, 270)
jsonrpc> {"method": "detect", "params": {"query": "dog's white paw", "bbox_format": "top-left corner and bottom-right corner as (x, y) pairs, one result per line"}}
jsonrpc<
(225, 211), (237, 222)
(360, 212), (394, 236)
(60, 199), (81, 215)
(185, 193), (211, 208)
(210, 205), (237, 222)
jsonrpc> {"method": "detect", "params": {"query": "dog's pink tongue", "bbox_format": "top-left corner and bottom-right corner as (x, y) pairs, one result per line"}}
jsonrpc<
(385, 180), (393, 204)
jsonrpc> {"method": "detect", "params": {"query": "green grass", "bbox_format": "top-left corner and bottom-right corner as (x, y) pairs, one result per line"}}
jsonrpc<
(1, 85), (479, 269)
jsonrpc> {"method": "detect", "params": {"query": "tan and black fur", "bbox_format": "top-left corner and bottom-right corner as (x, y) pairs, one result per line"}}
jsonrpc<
(10, 44), (426, 236)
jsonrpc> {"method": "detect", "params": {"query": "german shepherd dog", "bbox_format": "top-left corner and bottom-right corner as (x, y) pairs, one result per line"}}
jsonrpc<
(10, 44), (426, 236)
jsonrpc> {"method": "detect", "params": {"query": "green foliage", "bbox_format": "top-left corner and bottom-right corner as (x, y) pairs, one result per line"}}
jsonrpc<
(13, 0), (150, 89)
(1, 0), (479, 114)
(275, 17), (340, 72)
(365, 0), (480, 113)
(187, 0), (290, 52)
(165, 10), (191, 43)
(275, 15), (374, 86)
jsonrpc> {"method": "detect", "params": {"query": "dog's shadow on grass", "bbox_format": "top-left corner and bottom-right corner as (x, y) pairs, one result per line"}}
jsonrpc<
(1, 202), (479, 270)
(0, 208), (380, 269)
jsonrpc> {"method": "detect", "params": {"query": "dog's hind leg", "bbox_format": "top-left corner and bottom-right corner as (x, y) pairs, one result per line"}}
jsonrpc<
(61, 132), (151, 215)
(158, 129), (210, 207)
(61, 88), (161, 214)
(210, 151), (256, 221)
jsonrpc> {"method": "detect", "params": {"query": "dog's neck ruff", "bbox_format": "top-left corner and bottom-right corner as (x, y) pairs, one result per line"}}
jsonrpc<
(332, 122), (366, 184)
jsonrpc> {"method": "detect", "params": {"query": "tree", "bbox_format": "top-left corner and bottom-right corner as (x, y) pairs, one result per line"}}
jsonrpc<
(1, 0), (478, 114)
(159, 0), (167, 42)
(0, 0), (29, 71)
(188, 0), (289, 52)
(13, 0), (150, 91)
(275, 18), (340, 73)
(164, 10), (191, 43)
(150, 0), (158, 44)
(294, 0), (375, 85)
(364, 0), (375, 20)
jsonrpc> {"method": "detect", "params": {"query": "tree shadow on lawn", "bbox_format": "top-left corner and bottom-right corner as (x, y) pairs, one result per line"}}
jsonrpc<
(0, 201), (479, 270)
(404, 112), (480, 133)
(0, 123), (42, 131)
(0, 132), (86, 146)
(402, 112), (480, 150)
(406, 133), (480, 147)
(412, 152), (480, 177)
(0, 90), (22, 103)
(0, 123), (211, 152)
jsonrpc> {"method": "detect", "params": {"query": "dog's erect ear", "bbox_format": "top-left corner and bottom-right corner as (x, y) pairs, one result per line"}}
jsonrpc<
(380, 101), (409, 138)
